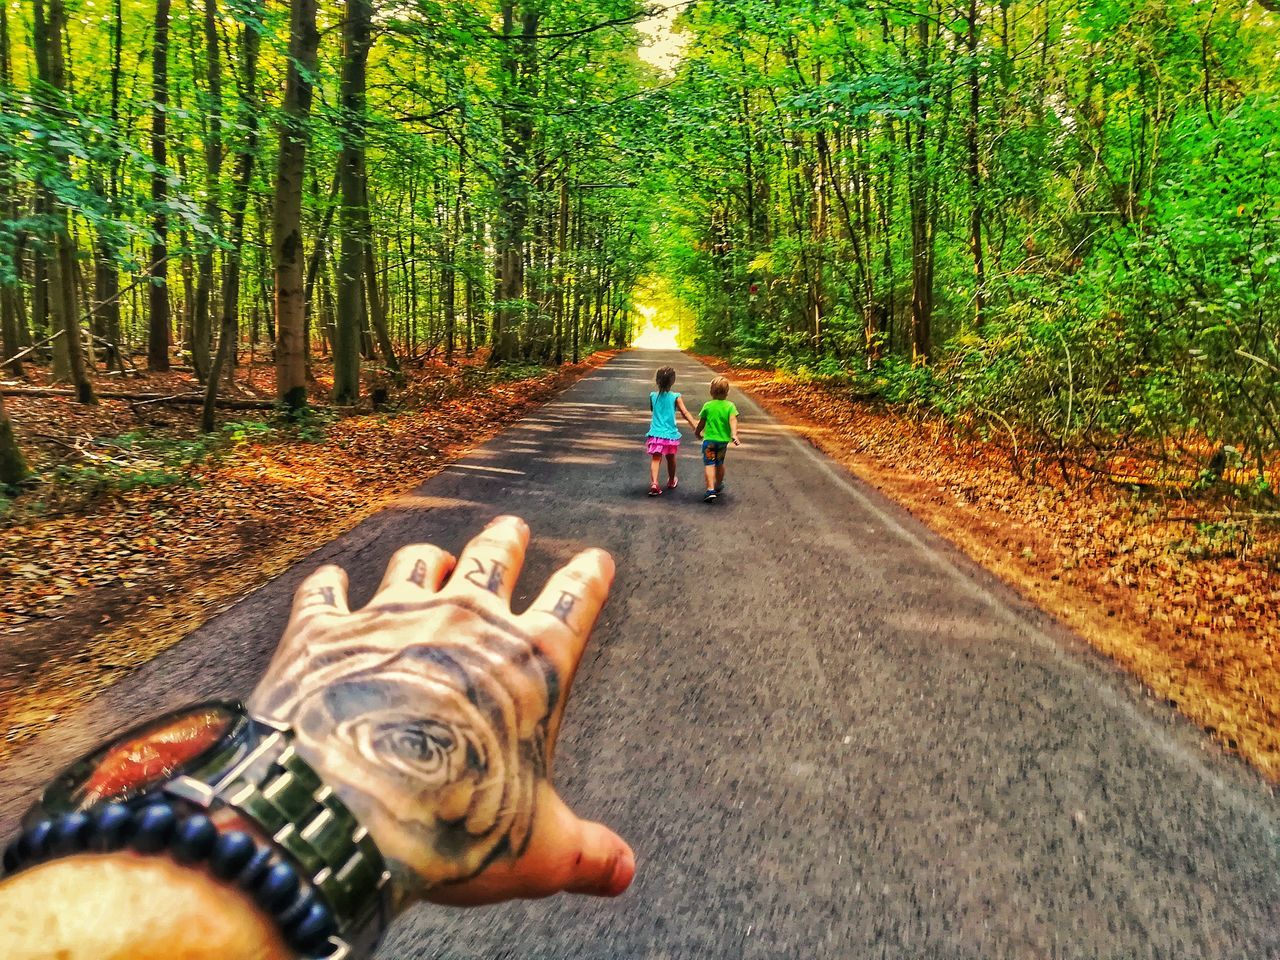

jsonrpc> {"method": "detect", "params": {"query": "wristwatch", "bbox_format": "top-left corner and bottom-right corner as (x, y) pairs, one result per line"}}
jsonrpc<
(3, 701), (391, 960)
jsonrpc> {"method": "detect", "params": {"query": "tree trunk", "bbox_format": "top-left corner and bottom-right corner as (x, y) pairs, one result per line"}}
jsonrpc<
(192, 0), (223, 381)
(333, 0), (373, 404)
(966, 0), (986, 328)
(908, 14), (935, 363)
(553, 172), (569, 365)
(273, 0), (320, 409)
(0, 3), (22, 377)
(147, 0), (172, 371)
(95, 0), (125, 372)
(30, 191), (49, 344)
(491, 3), (537, 364)
(33, 0), (94, 402)
(363, 198), (399, 375)
(203, 2), (260, 432)
(0, 392), (27, 487)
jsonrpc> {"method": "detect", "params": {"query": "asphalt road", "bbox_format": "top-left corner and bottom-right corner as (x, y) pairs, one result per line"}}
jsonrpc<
(2, 349), (1279, 959)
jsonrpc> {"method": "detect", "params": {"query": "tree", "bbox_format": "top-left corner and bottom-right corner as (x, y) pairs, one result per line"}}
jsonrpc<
(90, 0), (127, 375)
(1, 0), (660, 409)
(203, 0), (261, 431)
(273, 0), (320, 409)
(491, 2), (538, 364)
(333, 0), (373, 405)
(32, 0), (94, 403)
(0, 391), (26, 487)
(0, 1), (23, 377)
(148, 0), (173, 372)
(191, 0), (224, 382)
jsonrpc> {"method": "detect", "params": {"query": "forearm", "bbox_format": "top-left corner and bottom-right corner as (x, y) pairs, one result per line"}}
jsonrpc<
(0, 854), (292, 960)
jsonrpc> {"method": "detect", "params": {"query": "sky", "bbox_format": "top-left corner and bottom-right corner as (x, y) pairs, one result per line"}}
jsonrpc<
(636, 3), (689, 74)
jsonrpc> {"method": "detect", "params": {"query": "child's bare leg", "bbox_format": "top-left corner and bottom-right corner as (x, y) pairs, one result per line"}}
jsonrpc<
(704, 463), (716, 490)
(649, 455), (662, 486)
(715, 463), (726, 489)
(665, 454), (678, 483)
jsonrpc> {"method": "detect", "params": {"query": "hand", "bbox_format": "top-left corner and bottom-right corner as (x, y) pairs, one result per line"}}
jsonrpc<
(732, 437), (741, 446)
(247, 516), (635, 909)
(696, 430), (703, 439)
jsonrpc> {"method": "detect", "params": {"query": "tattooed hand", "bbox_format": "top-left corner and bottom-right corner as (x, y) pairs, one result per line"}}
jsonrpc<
(246, 515), (635, 908)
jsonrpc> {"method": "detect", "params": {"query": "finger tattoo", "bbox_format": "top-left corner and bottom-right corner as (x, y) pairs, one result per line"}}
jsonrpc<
(464, 557), (507, 594)
(408, 559), (429, 588)
(301, 586), (337, 609)
(549, 591), (579, 627)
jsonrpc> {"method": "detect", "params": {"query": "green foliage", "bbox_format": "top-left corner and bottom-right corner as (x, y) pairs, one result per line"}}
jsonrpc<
(50, 461), (190, 494)
(272, 405), (335, 443)
(461, 361), (555, 387)
(652, 0), (1280, 493)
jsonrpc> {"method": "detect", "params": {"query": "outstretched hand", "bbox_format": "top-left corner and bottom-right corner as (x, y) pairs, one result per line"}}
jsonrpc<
(247, 515), (635, 909)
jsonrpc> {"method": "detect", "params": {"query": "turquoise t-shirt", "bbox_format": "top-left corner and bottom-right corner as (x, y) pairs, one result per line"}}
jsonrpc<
(648, 391), (681, 440)
(699, 398), (738, 443)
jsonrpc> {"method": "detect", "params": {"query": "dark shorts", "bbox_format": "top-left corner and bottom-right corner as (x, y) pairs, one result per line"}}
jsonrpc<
(702, 440), (729, 466)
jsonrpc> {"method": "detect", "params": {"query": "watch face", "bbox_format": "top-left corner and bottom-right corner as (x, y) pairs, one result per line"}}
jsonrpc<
(41, 702), (250, 813)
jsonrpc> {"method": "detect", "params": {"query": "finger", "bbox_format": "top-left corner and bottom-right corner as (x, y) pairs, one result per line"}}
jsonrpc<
(375, 543), (456, 596)
(289, 564), (349, 620)
(524, 548), (615, 659)
(444, 515), (529, 603)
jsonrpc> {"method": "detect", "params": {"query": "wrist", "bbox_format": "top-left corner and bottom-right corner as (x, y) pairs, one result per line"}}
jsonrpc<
(287, 740), (422, 912)
(0, 853), (292, 960)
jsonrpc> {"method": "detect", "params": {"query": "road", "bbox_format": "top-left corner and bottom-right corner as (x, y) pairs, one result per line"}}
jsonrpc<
(2, 349), (1278, 959)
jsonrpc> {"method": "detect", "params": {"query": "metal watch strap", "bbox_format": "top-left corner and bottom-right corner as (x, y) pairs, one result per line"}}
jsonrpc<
(165, 718), (391, 960)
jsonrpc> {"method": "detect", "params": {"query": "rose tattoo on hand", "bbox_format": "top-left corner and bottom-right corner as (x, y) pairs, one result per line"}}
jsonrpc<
(247, 516), (635, 909)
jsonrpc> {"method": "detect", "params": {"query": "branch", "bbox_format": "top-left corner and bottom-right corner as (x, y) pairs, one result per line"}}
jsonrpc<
(391, 102), (464, 124)
(1, 388), (280, 409)
(483, 1), (697, 42)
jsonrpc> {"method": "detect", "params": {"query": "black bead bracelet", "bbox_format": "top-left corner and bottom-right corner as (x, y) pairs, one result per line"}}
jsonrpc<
(1, 800), (338, 958)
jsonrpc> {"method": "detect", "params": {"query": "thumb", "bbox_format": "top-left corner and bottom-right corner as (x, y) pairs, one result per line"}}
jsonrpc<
(546, 792), (636, 898)
(423, 787), (636, 906)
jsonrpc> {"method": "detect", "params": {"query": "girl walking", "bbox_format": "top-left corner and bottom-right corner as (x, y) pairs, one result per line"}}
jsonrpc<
(645, 365), (698, 496)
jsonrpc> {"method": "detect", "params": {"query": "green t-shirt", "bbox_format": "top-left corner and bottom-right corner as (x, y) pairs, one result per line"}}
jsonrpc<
(699, 398), (738, 443)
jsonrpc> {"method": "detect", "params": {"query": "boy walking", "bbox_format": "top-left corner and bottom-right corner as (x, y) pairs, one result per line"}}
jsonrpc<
(696, 376), (741, 502)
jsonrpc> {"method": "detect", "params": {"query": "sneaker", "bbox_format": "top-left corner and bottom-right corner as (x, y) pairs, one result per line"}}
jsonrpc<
(648, 484), (662, 497)
(666, 477), (679, 490)
(715, 482), (725, 493)
(704, 489), (717, 502)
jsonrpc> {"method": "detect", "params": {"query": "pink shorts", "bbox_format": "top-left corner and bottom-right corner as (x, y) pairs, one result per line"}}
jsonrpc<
(646, 436), (680, 456)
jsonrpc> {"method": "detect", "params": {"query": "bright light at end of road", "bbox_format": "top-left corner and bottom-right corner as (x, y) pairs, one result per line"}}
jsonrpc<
(633, 304), (680, 350)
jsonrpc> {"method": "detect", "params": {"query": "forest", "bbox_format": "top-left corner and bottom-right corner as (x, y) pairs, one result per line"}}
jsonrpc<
(2, 0), (1278, 498)
(0, 0), (663, 488)
(658, 0), (1280, 494)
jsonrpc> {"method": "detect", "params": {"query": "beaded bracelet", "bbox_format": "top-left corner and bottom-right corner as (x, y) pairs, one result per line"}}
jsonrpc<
(1, 800), (338, 958)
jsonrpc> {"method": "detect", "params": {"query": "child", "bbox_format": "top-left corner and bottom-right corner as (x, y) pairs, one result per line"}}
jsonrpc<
(695, 376), (741, 502)
(646, 365), (698, 496)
